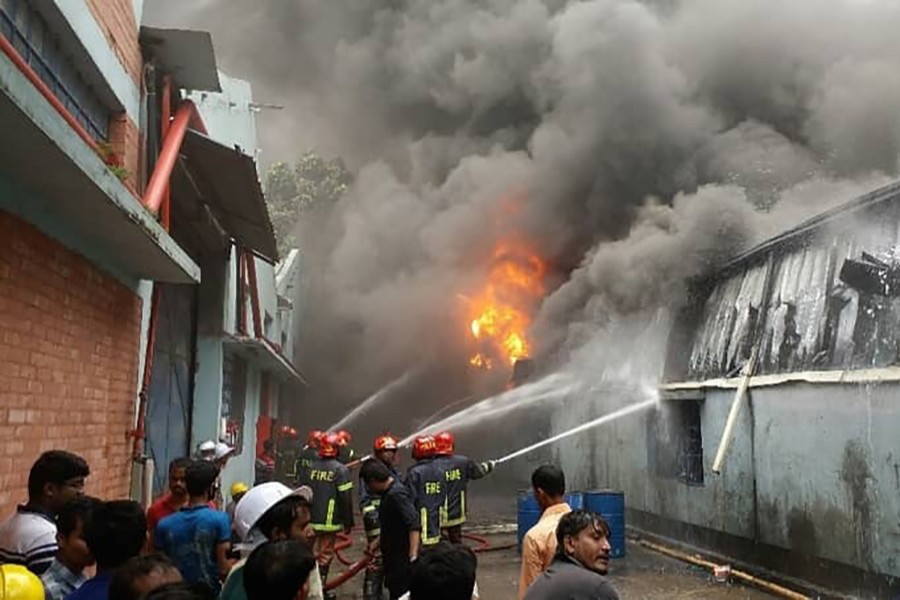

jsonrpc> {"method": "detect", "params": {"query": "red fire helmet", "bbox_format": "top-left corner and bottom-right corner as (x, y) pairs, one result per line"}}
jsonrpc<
(307, 429), (324, 448)
(411, 435), (437, 460)
(374, 435), (399, 452)
(434, 431), (455, 456)
(336, 430), (352, 445)
(319, 433), (341, 458)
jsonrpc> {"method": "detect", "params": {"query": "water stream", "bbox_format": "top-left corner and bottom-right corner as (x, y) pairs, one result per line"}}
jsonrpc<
(494, 397), (658, 464)
(327, 367), (419, 432)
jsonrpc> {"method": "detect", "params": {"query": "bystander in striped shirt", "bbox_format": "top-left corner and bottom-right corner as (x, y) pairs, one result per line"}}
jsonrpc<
(0, 506), (59, 575)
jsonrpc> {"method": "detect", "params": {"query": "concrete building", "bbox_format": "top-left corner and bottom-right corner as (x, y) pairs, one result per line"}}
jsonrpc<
(0, 1), (301, 516)
(554, 181), (900, 597)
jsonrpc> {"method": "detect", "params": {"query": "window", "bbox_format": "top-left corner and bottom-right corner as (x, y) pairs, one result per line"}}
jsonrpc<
(676, 401), (704, 486)
(0, 0), (110, 140)
(647, 399), (704, 486)
(221, 353), (247, 454)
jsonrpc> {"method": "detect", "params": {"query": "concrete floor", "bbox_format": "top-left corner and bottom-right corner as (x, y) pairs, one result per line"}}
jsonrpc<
(331, 534), (778, 599)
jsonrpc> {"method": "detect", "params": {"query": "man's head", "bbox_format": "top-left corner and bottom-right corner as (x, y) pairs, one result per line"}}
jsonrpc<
(83, 500), (148, 571)
(185, 460), (220, 500)
(409, 542), (478, 600)
(167, 458), (191, 500)
(360, 460), (393, 495)
(373, 435), (398, 466)
(531, 465), (565, 511)
(108, 554), (183, 600)
(244, 540), (316, 600)
(230, 482), (249, 505)
(408, 542), (477, 600)
(143, 582), (215, 600)
(197, 441), (216, 461)
(256, 496), (314, 547)
(28, 450), (90, 513)
(555, 510), (612, 575)
(55, 496), (101, 572)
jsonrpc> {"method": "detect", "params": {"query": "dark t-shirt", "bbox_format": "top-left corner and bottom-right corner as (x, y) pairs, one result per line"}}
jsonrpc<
(378, 480), (421, 595)
(523, 555), (619, 600)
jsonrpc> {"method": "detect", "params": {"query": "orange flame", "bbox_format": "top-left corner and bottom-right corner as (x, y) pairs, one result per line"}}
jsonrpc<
(468, 243), (546, 369)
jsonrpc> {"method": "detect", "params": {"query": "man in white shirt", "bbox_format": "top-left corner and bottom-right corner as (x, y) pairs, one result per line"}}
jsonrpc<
(0, 450), (90, 575)
(399, 542), (479, 600)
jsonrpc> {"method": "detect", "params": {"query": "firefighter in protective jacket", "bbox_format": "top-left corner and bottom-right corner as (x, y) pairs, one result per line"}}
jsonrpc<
(406, 435), (445, 547)
(433, 430), (495, 543)
(359, 434), (404, 600)
(294, 429), (323, 484)
(302, 432), (354, 600)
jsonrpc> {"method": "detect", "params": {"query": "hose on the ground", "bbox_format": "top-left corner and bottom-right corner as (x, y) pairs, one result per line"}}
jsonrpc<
(316, 532), (372, 589)
(324, 555), (371, 591)
(638, 539), (809, 600)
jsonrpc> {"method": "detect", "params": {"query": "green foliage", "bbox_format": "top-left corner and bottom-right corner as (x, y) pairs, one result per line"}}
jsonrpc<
(264, 152), (351, 255)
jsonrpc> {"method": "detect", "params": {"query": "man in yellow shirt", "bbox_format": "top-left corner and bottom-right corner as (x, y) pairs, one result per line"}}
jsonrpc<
(518, 465), (571, 599)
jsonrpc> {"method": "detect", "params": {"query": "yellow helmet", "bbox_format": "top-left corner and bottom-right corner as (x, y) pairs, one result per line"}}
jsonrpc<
(230, 481), (249, 497)
(0, 565), (44, 600)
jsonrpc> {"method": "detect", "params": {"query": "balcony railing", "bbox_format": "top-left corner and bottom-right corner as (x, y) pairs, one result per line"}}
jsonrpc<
(0, 0), (109, 141)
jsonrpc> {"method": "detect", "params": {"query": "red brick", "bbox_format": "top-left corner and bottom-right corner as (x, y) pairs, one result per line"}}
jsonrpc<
(0, 211), (141, 519)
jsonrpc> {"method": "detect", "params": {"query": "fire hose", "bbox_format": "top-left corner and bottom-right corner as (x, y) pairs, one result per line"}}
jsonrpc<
(321, 531), (512, 591)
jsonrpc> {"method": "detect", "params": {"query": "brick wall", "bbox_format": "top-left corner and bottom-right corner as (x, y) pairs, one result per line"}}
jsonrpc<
(85, 0), (141, 85)
(0, 211), (142, 519)
(108, 113), (141, 190)
(82, 0), (143, 191)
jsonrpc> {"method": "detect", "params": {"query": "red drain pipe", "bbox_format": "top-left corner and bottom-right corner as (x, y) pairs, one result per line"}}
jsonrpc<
(159, 74), (173, 230)
(143, 100), (207, 215)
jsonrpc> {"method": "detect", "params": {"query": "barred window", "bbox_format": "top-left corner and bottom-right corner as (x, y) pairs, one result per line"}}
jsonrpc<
(0, 0), (110, 140)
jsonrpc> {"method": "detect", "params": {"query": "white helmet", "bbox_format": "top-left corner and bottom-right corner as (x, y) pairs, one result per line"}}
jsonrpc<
(198, 440), (216, 454)
(214, 442), (235, 461)
(233, 482), (313, 541)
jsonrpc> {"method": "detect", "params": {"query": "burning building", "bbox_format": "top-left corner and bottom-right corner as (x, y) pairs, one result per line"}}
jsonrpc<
(554, 180), (900, 597)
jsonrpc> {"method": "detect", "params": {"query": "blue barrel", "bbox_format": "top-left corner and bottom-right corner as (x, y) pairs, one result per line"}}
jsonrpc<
(516, 491), (584, 554)
(584, 490), (626, 558)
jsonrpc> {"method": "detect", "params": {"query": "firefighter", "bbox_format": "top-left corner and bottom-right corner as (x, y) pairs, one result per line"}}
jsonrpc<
(406, 435), (445, 548)
(275, 426), (300, 483)
(304, 432), (354, 600)
(433, 430), (496, 544)
(295, 430), (323, 485)
(359, 435), (404, 600)
(335, 429), (358, 465)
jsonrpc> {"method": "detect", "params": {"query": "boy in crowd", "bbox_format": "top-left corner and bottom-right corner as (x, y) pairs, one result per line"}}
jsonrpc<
(0, 450), (90, 575)
(109, 553), (183, 600)
(69, 500), (148, 600)
(221, 482), (320, 600)
(154, 460), (232, 595)
(401, 542), (479, 600)
(41, 496), (101, 600)
(243, 540), (317, 600)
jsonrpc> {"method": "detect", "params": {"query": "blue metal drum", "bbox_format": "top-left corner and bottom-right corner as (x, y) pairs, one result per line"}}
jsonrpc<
(584, 490), (626, 558)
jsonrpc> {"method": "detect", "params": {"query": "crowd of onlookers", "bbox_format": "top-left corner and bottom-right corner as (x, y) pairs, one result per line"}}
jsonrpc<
(0, 449), (618, 600)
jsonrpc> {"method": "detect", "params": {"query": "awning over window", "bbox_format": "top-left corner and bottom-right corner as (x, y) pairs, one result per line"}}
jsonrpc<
(224, 334), (308, 392)
(175, 130), (279, 262)
(140, 27), (221, 92)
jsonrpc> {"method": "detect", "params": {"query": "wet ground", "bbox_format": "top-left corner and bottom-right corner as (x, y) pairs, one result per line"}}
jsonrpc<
(331, 533), (778, 599)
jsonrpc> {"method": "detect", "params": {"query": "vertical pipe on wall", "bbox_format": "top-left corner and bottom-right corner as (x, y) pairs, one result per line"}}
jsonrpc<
(246, 250), (263, 339)
(159, 75), (173, 230)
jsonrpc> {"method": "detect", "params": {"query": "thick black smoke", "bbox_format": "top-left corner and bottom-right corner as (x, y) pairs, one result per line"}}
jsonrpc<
(146, 0), (900, 419)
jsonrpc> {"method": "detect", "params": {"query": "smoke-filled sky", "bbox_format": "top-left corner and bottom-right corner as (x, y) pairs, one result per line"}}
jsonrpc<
(148, 0), (900, 416)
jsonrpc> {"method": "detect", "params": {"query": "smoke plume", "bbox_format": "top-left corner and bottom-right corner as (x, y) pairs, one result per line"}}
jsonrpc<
(146, 0), (900, 418)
